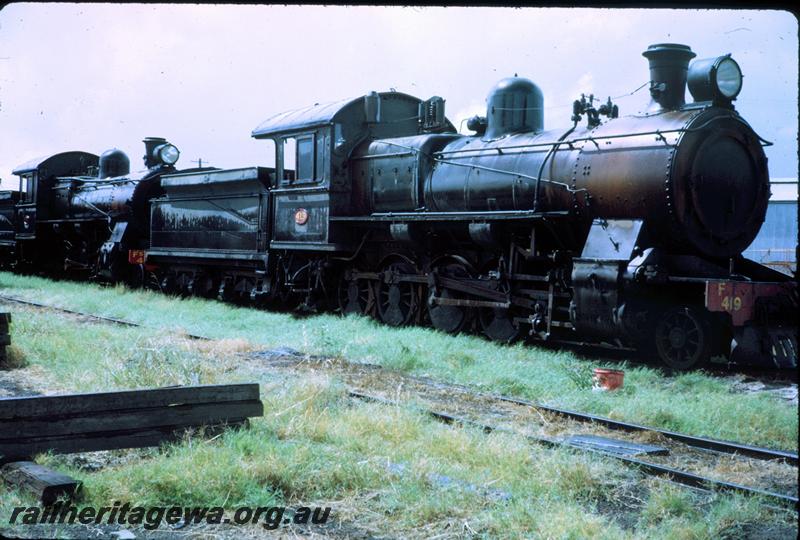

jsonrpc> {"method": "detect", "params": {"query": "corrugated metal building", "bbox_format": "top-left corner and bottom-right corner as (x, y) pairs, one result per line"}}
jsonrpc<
(743, 178), (797, 275)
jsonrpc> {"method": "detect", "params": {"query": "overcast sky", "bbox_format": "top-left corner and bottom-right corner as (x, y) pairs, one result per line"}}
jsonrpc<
(0, 5), (796, 190)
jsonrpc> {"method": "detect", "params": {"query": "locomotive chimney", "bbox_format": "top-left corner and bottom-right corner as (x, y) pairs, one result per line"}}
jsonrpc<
(143, 137), (167, 168)
(642, 43), (696, 110)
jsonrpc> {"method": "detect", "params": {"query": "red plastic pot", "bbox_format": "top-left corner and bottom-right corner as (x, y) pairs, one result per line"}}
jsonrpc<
(593, 368), (625, 391)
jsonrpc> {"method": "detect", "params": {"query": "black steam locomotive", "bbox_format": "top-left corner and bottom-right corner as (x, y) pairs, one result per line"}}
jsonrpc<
(1, 43), (796, 370)
(0, 138), (197, 280)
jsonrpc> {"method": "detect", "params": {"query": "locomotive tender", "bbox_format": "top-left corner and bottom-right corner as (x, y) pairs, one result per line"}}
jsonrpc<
(3, 43), (796, 370)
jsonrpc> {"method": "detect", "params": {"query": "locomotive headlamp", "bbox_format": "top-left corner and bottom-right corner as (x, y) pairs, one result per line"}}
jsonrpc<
(688, 55), (743, 103)
(155, 143), (180, 165)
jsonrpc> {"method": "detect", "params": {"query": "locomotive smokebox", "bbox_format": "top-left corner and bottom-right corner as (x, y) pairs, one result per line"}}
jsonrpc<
(484, 77), (543, 140)
(98, 148), (130, 179)
(642, 43), (696, 110)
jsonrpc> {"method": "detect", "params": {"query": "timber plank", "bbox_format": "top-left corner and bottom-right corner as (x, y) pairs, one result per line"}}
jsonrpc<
(0, 312), (9, 354)
(0, 400), (264, 439)
(0, 383), (263, 462)
(0, 419), (249, 462)
(0, 383), (259, 420)
(0, 461), (81, 505)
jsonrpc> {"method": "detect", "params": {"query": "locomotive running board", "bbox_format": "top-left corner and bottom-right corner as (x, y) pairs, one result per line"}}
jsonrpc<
(145, 248), (268, 261)
(330, 210), (571, 222)
(269, 241), (351, 252)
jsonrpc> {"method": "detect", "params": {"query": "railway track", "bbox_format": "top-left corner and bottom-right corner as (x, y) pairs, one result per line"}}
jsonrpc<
(1, 292), (797, 508)
(0, 293), (209, 340)
(2, 289), (794, 384)
(348, 391), (797, 508)
(486, 392), (798, 465)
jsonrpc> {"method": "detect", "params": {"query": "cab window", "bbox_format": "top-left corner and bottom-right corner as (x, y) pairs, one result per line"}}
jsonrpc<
(262, 139), (277, 168)
(20, 174), (35, 203)
(282, 134), (315, 184)
(297, 136), (314, 180)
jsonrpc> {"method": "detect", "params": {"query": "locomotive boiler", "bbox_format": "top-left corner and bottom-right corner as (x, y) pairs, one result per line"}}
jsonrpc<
(351, 44), (768, 259)
(7, 42), (796, 370)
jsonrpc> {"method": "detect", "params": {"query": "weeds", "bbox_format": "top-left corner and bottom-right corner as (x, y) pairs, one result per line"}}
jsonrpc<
(0, 344), (27, 369)
(1, 271), (795, 451)
(640, 483), (698, 525)
(0, 300), (794, 537)
(563, 361), (595, 390)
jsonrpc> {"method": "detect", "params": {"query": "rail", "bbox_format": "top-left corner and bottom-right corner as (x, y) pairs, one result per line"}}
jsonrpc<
(349, 391), (798, 508)
(1, 292), (796, 508)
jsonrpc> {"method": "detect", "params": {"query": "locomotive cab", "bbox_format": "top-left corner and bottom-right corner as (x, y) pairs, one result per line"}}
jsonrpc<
(252, 91), (457, 251)
(0, 190), (21, 262)
(11, 152), (100, 241)
(9, 139), (187, 279)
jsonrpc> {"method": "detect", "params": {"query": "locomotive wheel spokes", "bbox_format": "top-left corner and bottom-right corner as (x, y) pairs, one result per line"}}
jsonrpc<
(191, 274), (216, 298)
(144, 270), (162, 291)
(338, 269), (375, 317)
(654, 306), (712, 370)
(160, 272), (178, 295)
(479, 305), (520, 343)
(427, 261), (475, 335)
(377, 262), (418, 327)
(125, 264), (146, 289)
(477, 260), (520, 343)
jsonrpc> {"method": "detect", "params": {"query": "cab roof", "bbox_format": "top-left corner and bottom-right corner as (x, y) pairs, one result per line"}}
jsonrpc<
(251, 91), (453, 138)
(12, 151), (99, 176)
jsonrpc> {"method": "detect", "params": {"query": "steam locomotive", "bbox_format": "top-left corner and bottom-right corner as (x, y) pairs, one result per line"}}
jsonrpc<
(1, 43), (796, 370)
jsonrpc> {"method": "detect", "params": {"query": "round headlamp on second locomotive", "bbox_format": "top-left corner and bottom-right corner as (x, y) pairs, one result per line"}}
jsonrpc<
(155, 143), (180, 165)
(688, 54), (743, 103)
(143, 137), (181, 168)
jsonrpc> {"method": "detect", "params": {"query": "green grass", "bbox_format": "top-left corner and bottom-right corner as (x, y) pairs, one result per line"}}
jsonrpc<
(1, 271), (795, 450)
(0, 285), (794, 538)
(5, 311), (241, 393)
(4, 378), (789, 539)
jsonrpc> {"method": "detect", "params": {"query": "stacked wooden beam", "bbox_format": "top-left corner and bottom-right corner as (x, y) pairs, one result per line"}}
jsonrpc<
(0, 312), (9, 363)
(0, 383), (263, 503)
(0, 461), (81, 505)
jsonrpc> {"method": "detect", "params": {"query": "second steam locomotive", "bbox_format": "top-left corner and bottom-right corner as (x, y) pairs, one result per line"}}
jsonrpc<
(1, 43), (795, 370)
